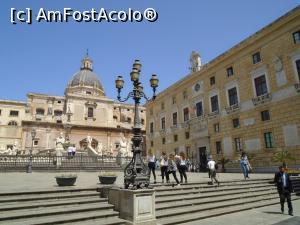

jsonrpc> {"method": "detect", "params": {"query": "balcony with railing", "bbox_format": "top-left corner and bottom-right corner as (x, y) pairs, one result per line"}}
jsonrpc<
(252, 93), (272, 106)
(225, 103), (240, 114)
(170, 124), (180, 132)
(208, 110), (220, 119)
(159, 129), (166, 136)
(295, 83), (300, 93)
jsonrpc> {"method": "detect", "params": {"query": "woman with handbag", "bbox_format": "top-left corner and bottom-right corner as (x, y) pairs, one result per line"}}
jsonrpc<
(167, 154), (180, 186)
(160, 151), (169, 183)
(240, 152), (250, 180)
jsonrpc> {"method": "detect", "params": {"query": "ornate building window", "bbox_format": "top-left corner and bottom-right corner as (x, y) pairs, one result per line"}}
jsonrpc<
(232, 118), (240, 128)
(228, 87), (238, 106)
(8, 121), (18, 126)
(185, 132), (190, 139)
(162, 137), (166, 145)
(183, 90), (188, 99)
(150, 122), (154, 134)
(254, 75), (268, 96)
(183, 107), (189, 122)
(195, 102), (203, 117)
(216, 141), (222, 154)
(227, 66), (234, 77)
(214, 123), (220, 133)
(234, 138), (242, 152)
(172, 112), (178, 125)
(36, 108), (45, 115)
(210, 76), (215, 85)
(54, 110), (63, 116)
(252, 52), (261, 64)
(264, 132), (274, 148)
(172, 96), (176, 104)
(161, 117), (166, 130)
(293, 30), (300, 44)
(9, 110), (19, 117)
(174, 134), (178, 142)
(261, 110), (270, 121)
(87, 107), (94, 118)
(296, 59), (300, 82)
(210, 95), (219, 112)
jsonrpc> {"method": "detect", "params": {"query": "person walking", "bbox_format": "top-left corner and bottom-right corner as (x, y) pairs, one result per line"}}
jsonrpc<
(207, 157), (219, 186)
(178, 152), (188, 183)
(72, 144), (76, 156)
(160, 151), (169, 183)
(167, 154), (180, 186)
(274, 166), (294, 216)
(147, 149), (157, 184)
(240, 152), (250, 179)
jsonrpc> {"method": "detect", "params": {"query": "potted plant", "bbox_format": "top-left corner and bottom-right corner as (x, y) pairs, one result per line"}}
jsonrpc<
(217, 156), (230, 172)
(55, 174), (77, 186)
(98, 172), (117, 185)
(272, 149), (295, 169)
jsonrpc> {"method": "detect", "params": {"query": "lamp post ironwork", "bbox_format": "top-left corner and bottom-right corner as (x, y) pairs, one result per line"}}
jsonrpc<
(27, 128), (36, 173)
(115, 60), (158, 189)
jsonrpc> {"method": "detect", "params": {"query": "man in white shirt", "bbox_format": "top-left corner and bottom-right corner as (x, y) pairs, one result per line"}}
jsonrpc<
(207, 158), (220, 186)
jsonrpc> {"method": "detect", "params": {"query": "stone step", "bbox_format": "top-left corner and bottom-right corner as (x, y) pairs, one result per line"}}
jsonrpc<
(154, 179), (273, 190)
(0, 188), (96, 196)
(156, 188), (277, 207)
(0, 209), (120, 225)
(0, 196), (105, 211)
(156, 186), (276, 203)
(156, 194), (279, 218)
(0, 202), (113, 221)
(157, 189), (277, 210)
(0, 190), (99, 203)
(157, 196), (300, 225)
(63, 217), (127, 225)
(155, 183), (275, 198)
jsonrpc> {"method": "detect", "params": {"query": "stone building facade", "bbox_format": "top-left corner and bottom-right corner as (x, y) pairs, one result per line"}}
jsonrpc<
(0, 55), (146, 155)
(145, 6), (300, 168)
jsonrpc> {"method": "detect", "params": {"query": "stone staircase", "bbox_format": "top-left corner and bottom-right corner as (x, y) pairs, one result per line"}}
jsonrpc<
(0, 188), (126, 225)
(154, 177), (300, 225)
(0, 177), (299, 225)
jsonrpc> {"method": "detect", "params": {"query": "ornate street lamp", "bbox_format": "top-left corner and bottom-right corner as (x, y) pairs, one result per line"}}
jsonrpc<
(115, 60), (158, 189)
(27, 128), (36, 173)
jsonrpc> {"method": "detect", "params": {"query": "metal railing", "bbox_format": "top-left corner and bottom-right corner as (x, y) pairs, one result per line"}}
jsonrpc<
(0, 154), (135, 171)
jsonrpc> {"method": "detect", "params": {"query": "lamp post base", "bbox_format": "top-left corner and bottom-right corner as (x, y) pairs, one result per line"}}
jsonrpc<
(109, 188), (156, 225)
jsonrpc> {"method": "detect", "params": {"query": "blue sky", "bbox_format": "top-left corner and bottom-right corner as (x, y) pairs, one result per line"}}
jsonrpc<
(0, 0), (299, 103)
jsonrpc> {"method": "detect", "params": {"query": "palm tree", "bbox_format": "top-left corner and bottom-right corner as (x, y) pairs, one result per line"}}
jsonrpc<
(272, 149), (295, 168)
(218, 156), (231, 172)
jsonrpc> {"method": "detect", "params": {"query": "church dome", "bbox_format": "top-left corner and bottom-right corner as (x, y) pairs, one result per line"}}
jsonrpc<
(68, 55), (104, 92)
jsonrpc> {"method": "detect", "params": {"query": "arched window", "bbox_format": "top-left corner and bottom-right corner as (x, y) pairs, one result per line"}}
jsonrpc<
(8, 121), (18, 126)
(36, 108), (45, 115)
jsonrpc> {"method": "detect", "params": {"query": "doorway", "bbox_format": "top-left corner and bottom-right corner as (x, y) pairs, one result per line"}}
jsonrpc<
(198, 147), (207, 172)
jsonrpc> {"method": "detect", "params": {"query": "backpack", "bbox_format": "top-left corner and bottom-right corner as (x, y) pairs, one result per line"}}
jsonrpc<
(215, 163), (219, 170)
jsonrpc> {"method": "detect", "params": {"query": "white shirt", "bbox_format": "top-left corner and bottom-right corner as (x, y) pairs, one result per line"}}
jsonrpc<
(67, 146), (72, 153)
(207, 160), (216, 170)
(148, 155), (156, 163)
